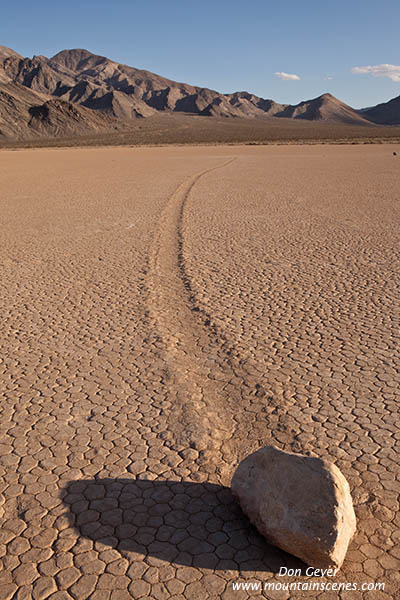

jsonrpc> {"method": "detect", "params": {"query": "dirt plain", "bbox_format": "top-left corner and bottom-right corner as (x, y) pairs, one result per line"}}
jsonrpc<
(0, 144), (399, 599)
(1, 114), (400, 149)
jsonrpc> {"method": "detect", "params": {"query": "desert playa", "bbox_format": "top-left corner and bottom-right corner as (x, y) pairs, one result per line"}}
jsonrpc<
(0, 144), (399, 599)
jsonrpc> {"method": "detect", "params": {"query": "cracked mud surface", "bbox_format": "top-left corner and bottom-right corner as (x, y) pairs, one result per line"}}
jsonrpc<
(0, 145), (399, 599)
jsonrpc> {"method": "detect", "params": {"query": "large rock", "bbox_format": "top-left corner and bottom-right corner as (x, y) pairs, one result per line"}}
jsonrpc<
(231, 445), (356, 569)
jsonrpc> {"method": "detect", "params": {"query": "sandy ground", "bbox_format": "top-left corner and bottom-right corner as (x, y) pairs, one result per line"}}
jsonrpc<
(0, 145), (399, 599)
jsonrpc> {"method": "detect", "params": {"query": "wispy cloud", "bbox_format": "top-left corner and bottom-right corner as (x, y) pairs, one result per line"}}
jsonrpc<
(275, 71), (300, 81)
(352, 64), (400, 82)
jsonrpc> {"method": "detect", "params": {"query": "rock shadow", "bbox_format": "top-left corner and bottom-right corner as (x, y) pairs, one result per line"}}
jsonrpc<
(62, 477), (306, 574)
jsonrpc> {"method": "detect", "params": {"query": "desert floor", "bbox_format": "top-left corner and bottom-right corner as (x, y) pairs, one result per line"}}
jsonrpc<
(0, 145), (399, 599)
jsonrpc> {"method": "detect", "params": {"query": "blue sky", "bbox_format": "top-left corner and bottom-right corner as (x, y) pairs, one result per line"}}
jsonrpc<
(1, 0), (399, 108)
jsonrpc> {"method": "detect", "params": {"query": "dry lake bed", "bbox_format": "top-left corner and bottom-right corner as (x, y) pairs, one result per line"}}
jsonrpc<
(0, 144), (399, 599)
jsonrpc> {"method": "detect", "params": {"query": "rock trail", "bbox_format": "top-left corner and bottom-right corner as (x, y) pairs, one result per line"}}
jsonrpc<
(147, 157), (238, 461)
(147, 155), (298, 476)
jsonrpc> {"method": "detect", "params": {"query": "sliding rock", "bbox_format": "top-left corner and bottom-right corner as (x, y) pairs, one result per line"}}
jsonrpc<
(231, 445), (356, 568)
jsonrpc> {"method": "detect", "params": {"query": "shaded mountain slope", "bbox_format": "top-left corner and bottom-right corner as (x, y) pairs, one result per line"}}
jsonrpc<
(360, 95), (400, 125)
(0, 83), (48, 137)
(0, 82), (119, 139)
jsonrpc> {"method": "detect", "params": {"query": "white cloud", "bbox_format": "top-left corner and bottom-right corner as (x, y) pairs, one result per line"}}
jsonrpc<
(325, 76), (333, 81)
(352, 64), (400, 82)
(275, 71), (301, 81)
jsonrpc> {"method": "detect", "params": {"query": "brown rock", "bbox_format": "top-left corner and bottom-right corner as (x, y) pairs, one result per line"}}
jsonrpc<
(231, 445), (356, 568)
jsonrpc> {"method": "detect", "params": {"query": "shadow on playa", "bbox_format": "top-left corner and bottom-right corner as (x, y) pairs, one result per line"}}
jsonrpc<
(62, 477), (306, 574)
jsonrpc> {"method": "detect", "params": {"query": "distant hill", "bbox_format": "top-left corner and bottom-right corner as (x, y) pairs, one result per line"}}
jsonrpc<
(275, 93), (369, 125)
(1, 46), (398, 140)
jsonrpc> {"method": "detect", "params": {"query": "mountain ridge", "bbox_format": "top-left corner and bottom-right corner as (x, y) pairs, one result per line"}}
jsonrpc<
(1, 46), (399, 140)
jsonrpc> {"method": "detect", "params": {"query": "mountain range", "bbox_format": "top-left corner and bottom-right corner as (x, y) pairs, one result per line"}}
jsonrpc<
(1, 45), (399, 140)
